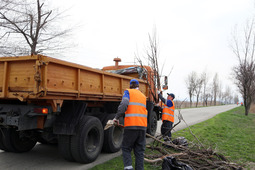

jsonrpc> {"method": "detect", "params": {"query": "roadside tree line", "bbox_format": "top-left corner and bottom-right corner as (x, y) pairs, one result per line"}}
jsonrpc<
(183, 16), (255, 115)
(185, 71), (238, 108)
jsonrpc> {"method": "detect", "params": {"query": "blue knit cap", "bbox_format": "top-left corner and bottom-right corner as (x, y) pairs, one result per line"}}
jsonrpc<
(167, 93), (175, 99)
(130, 79), (139, 85)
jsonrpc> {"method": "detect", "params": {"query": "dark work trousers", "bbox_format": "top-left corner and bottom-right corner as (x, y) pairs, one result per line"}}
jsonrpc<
(122, 129), (146, 170)
(161, 120), (173, 140)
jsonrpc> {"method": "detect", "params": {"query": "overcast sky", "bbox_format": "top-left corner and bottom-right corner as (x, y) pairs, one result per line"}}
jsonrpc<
(51, 0), (255, 100)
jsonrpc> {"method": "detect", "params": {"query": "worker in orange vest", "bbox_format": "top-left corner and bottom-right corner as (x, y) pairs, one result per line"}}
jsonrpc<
(158, 91), (175, 141)
(113, 79), (147, 170)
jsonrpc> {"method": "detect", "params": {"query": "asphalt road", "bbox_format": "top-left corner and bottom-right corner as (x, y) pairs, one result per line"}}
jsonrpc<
(0, 104), (239, 170)
(156, 104), (239, 134)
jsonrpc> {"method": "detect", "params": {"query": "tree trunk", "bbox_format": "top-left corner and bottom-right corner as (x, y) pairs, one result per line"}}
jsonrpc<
(189, 98), (192, 108)
(196, 95), (199, 107)
(244, 98), (251, 116)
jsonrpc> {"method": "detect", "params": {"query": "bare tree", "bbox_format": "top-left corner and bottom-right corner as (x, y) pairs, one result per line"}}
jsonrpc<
(204, 92), (210, 106)
(0, 0), (70, 56)
(231, 19), (255, 116)
(212, 73), (220, 106)
(234, 95), (239, 104)
(0, 0), (10, 10)
(194, 74), (203, 107)
(223, 86), (232, 104)
(201, 71), (209, 106)
(186, 71), (197, 107)
(135, 29), (161, 102)
(218, 81), (223, 104)
(209, 84), (214, 106)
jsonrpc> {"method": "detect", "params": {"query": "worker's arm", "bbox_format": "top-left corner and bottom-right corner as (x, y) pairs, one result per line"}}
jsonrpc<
(158, 93), (166, 104)
(114, 90), (130, 120)
(158, 93), (173, 107)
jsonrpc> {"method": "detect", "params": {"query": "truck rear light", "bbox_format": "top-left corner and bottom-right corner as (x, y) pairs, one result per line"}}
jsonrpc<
(34, 108), (48, 114)
(42, 108), (48, 114)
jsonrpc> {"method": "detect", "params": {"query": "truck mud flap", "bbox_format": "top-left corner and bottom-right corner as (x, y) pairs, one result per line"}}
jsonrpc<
(53, 101), (87, 135)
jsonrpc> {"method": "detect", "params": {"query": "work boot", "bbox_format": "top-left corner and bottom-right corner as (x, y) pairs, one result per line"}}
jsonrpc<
(163, 136), (171, 142)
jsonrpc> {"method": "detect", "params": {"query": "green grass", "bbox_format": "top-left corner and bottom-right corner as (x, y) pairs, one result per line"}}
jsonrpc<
(90, 106), (255, 169)
(90, 152), (161, 170)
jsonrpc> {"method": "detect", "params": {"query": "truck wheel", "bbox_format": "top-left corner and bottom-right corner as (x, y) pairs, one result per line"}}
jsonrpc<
(147, 111), (157, 136)
(70, 116), (104, 163)
(0, 128), (8, 151)
(1, 128), (14, 152)
(10, 129), (37, 153)
(37, 137), (48, 145)
(37, 132), (58, 145)
(102, 114), (124, 153)
(58, 135), (74, 162)
(1, 128), (37, 153)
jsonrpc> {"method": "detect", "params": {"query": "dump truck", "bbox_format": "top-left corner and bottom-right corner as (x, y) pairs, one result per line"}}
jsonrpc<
(0, 55), (166, 163)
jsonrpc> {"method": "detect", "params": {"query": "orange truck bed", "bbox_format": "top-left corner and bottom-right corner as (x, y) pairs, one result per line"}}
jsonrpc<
(0, 55), (149, 103)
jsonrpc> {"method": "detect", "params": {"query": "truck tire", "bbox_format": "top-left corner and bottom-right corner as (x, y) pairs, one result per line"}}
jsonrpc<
(37, 137), (48, 145)
(147, 111), (157, 136)
(37, 131), (58, 145)
(1, 128), (37, 153)
(70, 116), (104, 163)
(10, 129), (37, 153)
(102, 114), (124, 153)
(1, 128), (13, 152)
(58, 135), (74, 162)
(0, 128), (8, 151)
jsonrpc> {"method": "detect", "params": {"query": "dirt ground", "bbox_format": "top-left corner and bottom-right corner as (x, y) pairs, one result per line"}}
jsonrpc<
(249, 103), (255, 113)
(245, 162), (255, 170)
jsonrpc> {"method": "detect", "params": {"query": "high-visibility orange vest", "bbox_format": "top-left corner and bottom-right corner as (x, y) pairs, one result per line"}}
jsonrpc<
(162, 100), (175, 123)
(124, 89), (147, 128)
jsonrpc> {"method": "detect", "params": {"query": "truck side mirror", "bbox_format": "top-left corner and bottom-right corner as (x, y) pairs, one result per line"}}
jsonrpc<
(162, 76), (168, 90)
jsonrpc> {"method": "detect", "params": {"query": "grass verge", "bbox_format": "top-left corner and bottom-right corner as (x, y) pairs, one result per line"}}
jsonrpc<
(90, 106), (255, 169)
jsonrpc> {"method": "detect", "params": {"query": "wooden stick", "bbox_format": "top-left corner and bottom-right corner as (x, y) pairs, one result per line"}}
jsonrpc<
(144, 153), (187, 163)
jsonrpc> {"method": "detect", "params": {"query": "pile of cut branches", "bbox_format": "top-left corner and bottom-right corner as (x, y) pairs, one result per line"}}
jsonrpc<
(145, 133), (242, 169)
(144, 110), (243, 170)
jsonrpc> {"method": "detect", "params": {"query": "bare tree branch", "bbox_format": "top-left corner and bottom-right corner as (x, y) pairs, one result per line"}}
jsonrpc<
(0, 0), (72, 56)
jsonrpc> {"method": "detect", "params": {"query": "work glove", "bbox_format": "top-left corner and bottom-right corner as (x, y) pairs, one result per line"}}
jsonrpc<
(113, 118), (119, 126)
(157, 90), (162, 95)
